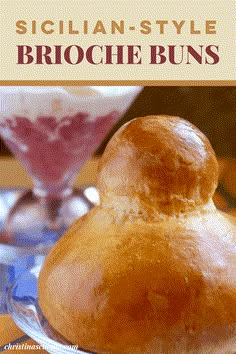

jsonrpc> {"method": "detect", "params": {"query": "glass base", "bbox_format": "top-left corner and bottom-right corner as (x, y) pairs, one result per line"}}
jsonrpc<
(2, 187), (99, 248)
(7, 264), (87, 352)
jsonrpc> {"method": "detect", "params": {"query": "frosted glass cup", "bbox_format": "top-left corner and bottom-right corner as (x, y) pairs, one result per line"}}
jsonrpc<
(0, 86), (142, 247)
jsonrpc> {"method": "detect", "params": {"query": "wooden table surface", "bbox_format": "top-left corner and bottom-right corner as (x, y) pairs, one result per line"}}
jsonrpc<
(0, 157), (99, 353)
(0, 157), (99, 188)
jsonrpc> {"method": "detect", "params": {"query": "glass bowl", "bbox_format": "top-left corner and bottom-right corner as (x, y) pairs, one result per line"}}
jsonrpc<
(7, 264), (92, 354)
(0, 86), (142, 246)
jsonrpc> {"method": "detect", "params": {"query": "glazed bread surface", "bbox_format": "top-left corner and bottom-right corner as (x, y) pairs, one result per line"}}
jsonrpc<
(38, 115), (236, 353)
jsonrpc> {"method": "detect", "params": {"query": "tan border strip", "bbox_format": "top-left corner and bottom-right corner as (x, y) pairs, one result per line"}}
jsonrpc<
(0, 81), (236, 86)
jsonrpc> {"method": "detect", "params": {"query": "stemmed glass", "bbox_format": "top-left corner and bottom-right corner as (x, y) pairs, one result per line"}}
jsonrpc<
(0, 86), (142, 247)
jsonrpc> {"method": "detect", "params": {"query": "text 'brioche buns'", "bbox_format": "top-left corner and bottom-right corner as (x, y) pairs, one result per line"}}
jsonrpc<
(38, 115), (236, 354)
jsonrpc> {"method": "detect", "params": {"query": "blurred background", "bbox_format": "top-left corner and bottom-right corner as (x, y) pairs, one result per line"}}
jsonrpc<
(1, 86), (236, 158)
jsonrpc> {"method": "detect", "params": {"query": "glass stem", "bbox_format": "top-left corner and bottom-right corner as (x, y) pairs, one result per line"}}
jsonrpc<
(39, 197), (63, 230)
(33, 180), (73, 230)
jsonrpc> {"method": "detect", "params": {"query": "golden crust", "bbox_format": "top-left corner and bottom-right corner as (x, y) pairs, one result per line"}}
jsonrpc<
(98, 115), (218, 215)
(39, 207), (236, 353)
(38, 116), (236, 353)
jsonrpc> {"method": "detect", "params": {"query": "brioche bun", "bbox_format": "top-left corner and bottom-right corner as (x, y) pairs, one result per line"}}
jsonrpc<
(39, 116), (236, 353)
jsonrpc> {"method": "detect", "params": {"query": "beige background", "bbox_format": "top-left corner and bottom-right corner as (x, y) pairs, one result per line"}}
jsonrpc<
(0, 0), (235, 81)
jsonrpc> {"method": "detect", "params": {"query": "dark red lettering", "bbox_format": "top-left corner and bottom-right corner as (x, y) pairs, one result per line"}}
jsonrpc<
(205, 45), (219, 64)
(36, 45), (53, 64)
(64, 45), (84, 64)
(127, 45), (142, 64)
(17, 45), (34, 64)
(54, 45), (62, 64)
(150, 45), (166, 64)
(186, 45), (203, 64)
(86, 45), (103, 64)
(105, 45), (124, 64)
(169, 45), (184, 64)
